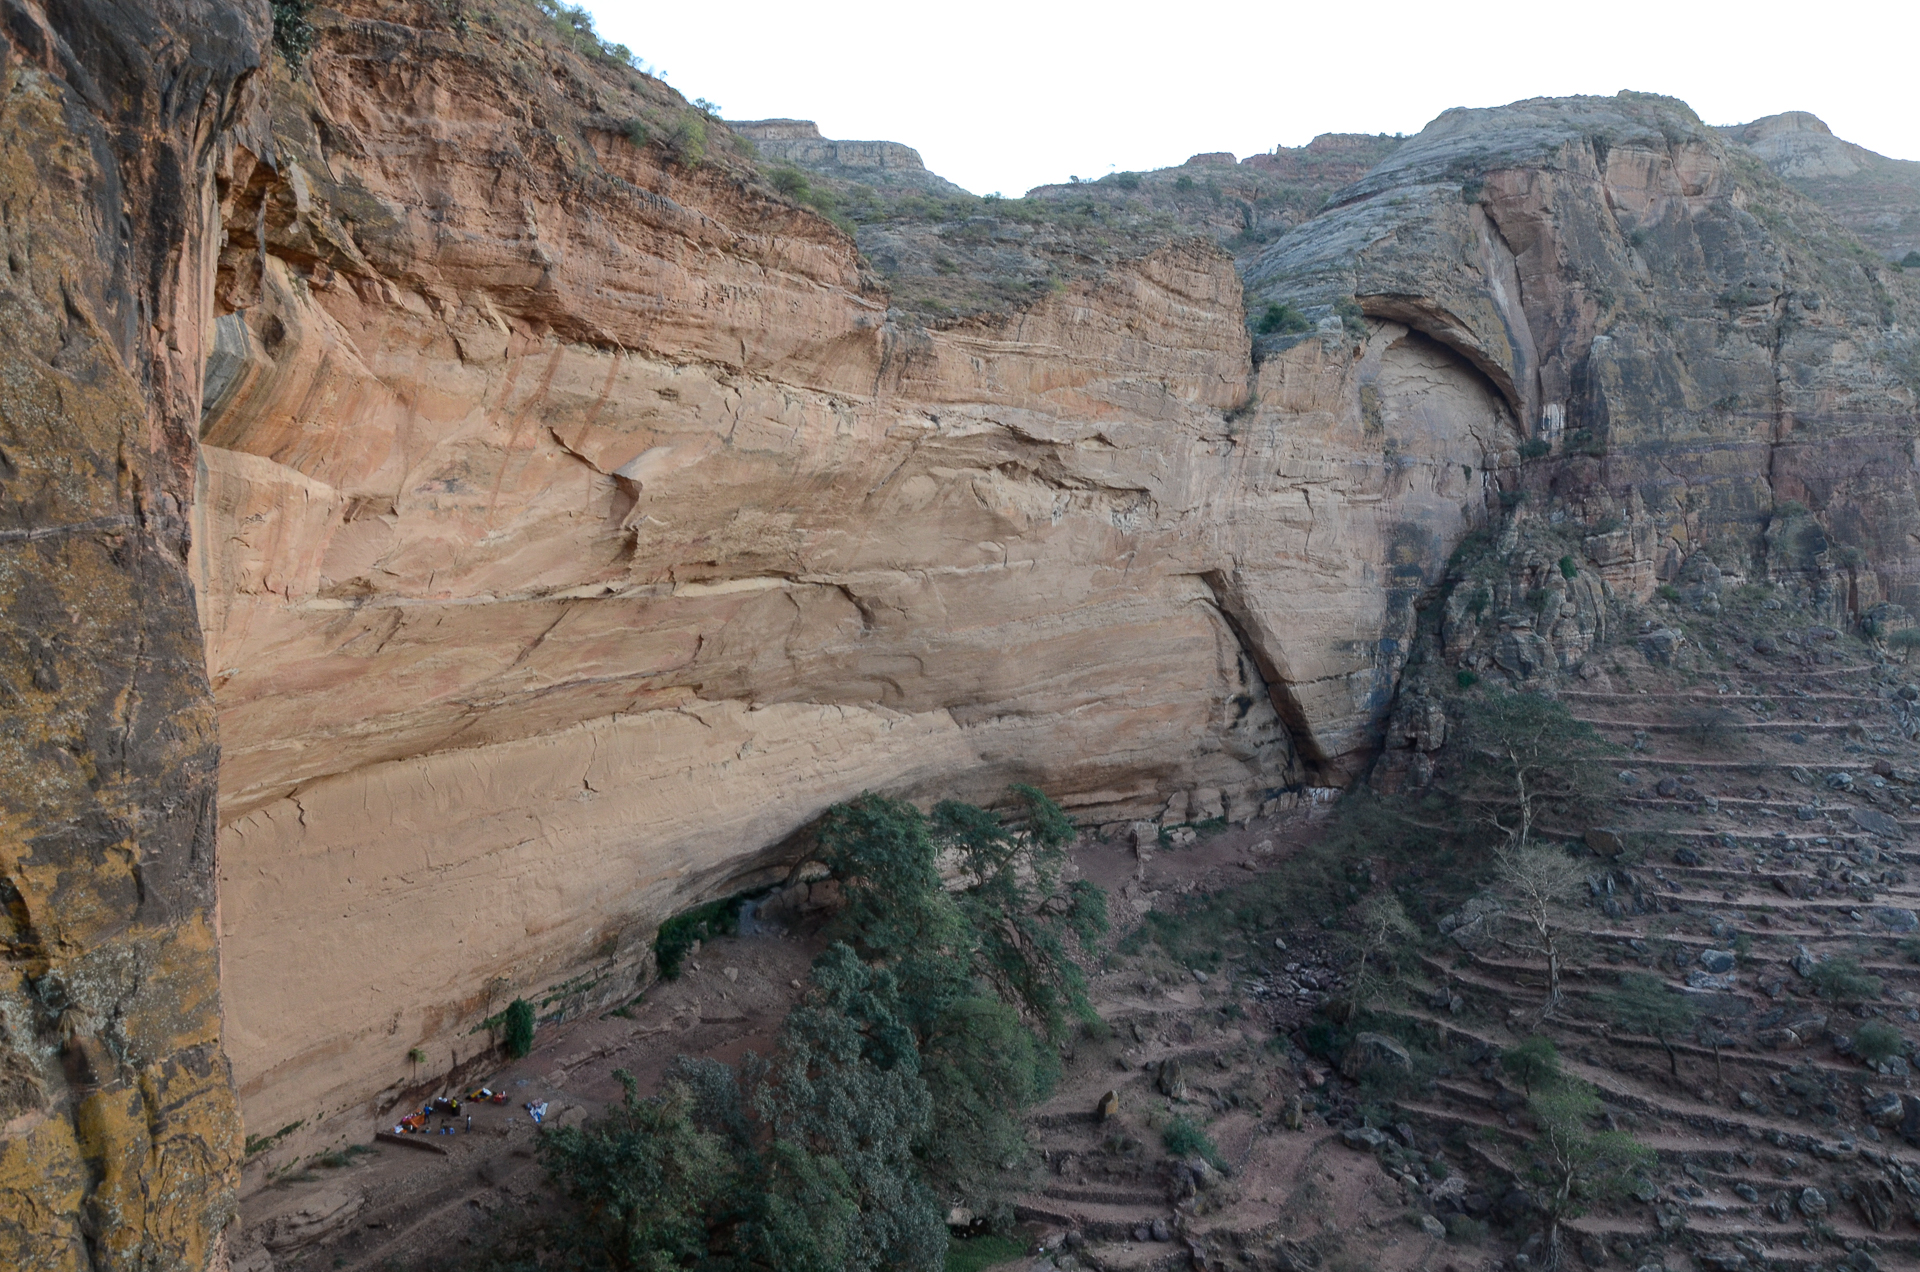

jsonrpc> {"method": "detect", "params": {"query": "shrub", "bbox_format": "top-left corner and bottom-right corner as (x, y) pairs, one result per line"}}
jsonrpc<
(622, 118), (648, 148)
(1174, 174), (1195, 192)
(1500, 1034), (1561, 1095)
(271, 0), (316, 67)
(504, 998), (535, 1059)
(1162, 1115), (1225, 1170)
(667, 113), (707, 167)
(1559, 555), (1578, 580)
(771, 166), (811, 198)
(1888, 628), (1920, 652)
(1855, 1020), (1907, 1065)
(1904, 251), (1920, 268)
(1519, 438), (1551, 459)
(1112, 171), (1142, 190)
(1257, 303), (1310, 335)
(1807, 956), (1883, 1003)
(1456, 669), (1479, 689)
(1446, 1215), (1489, 1241)
(1678, 705), (1740, 751)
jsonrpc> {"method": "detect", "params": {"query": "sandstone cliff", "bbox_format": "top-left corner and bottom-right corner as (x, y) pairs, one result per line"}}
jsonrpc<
(191, 0), (1510, 1175)
(0, 2), (259, 1268)
(7, 0), (1920, 1257)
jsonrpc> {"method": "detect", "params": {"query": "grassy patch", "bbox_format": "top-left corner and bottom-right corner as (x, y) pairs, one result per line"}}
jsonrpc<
(1163, 1114), (1227, 1171)
(945, 1232), (1031, 1272)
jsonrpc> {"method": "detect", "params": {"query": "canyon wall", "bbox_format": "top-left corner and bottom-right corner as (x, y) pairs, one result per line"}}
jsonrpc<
(6, 0), (1919, 1255)
(0, 1), (260, 1267)
(192, 2), (1511, 1170)
(1247, 94), (1920, 627)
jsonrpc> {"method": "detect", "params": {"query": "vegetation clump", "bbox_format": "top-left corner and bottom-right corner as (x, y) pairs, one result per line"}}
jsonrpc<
(463, 785), (1102, 1271)
(271, 0), (316, 68)
(504, 998), (536, 1059)
(1854, 1019), (1907, 1066)
(1806, 955), (1883, 1003)
(1256, 302), (1310, 335)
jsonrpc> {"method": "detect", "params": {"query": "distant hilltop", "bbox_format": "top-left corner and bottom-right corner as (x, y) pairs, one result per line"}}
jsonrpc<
(726, 118), (969, 195)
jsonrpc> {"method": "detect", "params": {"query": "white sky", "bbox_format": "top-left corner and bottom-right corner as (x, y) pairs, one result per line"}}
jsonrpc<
(581, 0), (1919, 197)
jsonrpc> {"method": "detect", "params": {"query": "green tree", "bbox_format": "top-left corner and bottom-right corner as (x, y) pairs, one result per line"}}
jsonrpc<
(1500, 1034), (1562, 1096)
(1807, 956), (1883, 1003)
(540, 1074), (731, 1272)
(933, 785), (1104, 1040)
(1527, 1081), (1654, 1266)
(818, 787), (1101, 1215)
(1855, 1020), (1907, 1066)
(504, 998), (536, 1059)
(500, 786), (1102, 1270)
(1599, 972), (1698, 1077)
(1456, 691), (1615, 850)
(751, 945), (945, 1272)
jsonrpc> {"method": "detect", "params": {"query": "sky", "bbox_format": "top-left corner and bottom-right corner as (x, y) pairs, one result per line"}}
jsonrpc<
(579, 0), (1919, 197)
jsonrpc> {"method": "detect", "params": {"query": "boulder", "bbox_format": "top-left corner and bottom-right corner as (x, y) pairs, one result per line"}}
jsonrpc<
(1340, 1032), (1412, 1078)
(1698, 949), (1737, 973)
(1864, 1091), (1904, 1126)
(1586, 828), (1627, 857)
(1639, 628), (1685, 665)
(1798, 1186), (1829, 1216)
(1851, 807), (1905, 839)
(1340, 1126), (1389, 1151)
(1687, 970), (1738, 991)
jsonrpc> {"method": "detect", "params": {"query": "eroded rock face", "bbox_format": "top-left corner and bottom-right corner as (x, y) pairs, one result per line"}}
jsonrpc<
(0, 1), (259, 1266)
(189, 2), (1511, 1167)
(12, 2), (1918, 1241)
(1249, 92), (1920, 618)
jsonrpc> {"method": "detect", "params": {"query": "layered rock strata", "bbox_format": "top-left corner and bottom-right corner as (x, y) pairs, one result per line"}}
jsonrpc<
(8, 0), (1920, 1254)
(191, 1), (1511, 1170)
(0, 1), (260, 1266)
(1248, 93), (1920, 628)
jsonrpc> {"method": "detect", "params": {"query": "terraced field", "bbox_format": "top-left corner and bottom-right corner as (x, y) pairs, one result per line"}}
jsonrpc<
(1010, 626), (1920, 1272)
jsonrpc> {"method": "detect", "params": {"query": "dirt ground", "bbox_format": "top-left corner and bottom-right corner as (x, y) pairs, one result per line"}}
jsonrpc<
(241, 805), (1488, 1272)
(235, 923), (821, 1271)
